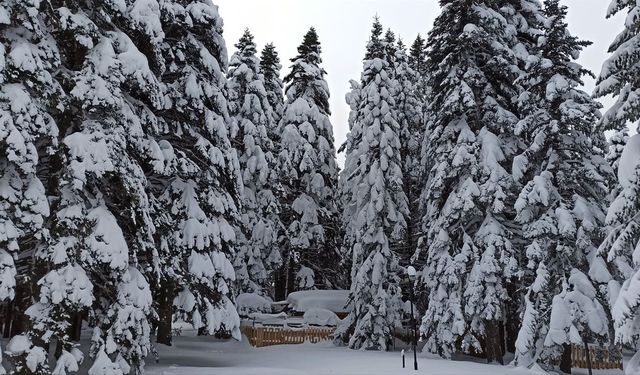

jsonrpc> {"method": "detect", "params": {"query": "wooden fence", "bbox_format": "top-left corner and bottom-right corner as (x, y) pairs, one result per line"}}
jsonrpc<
(242, 326), (335, 348)
(571, 344), (622, 370)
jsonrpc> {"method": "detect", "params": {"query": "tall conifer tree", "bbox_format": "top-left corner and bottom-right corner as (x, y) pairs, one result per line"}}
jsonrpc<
(155, 0), (241, 345)
(338, 18), (408, 350)
(416, 0), (529, 360)
(512, 0), (613, 369)
(228, 30), (282, 296)
(276, 28), (341, 296)
(260, 43), (284, 132)
(595, 0), (640, 362)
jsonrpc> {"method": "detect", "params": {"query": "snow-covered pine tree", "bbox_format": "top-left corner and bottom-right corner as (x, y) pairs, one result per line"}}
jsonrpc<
(258, 43), (287, 299)
(607, 130), (630, 176)
(338, 20), (383, 261)
(498, 0), (548, 355)
(0, 1), (61, 373)
(393, 40), (424, 265)
(337, 18), (408, 350)
(276, 28), (341, 295)
(511, 0), (613, 370)
(156, 0), (241, 342)
(383, 29), (397, 70)
(604, 134), (640, 357)
(228, 29), (282, 296)
(260, 43), (284, 135)
(416, 0), (525, 360)
(407, 33), (429, 153)
(407, 33), (429, 117)
(11, 1), (166, 372)
(336, 77), (363, 290)
(595, 0), (640, 361)
(408, 34), (427, 78)
(594, 0), (640, 166)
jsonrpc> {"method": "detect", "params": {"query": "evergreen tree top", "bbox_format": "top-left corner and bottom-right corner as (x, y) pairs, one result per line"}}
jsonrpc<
(410, 34), (425, 53)
(542, 0), (591, 74)
(384, 28), (397, 64)
(235, 28), (257, 56)
(293, 27), (322, 64)
(384, 29), (396, 44)
(260, 43), (281, 80)
(230, 28), (260, 83)
(283, 27), (330, 115)
(396, 38), (406, 52)
(365, 17), (385, 60)
(409, 34), (427, 73)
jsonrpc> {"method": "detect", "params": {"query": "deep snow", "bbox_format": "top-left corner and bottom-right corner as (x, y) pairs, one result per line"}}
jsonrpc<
(144, 330), (623, 375)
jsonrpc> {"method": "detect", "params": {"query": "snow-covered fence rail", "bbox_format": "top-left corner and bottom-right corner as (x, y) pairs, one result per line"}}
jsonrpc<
(571, 345), (622, 370)
(242, 326), (335, 348)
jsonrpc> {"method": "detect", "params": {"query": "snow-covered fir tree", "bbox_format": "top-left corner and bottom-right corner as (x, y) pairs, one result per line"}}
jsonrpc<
(276, 28), (341, 295)
(393, 39), (424, 264)
(511, 0), (614, 369)
(155, 0), (241, 343)
(595, 0), (640, 361)
(594, 0), (640, 170)
(228, 29), (282, 296)
(260, 43), (284, 134)
(416, 0), (529, 361)
(4, 1), (169, 373)
(407, 33), (429, 124)
(258, 42), (286, 298)
(337, 18), (408, 351)
(383, 29), (397, 68)
(604, 134), (640, 352)
(408, 34), (427, 78)
(0, 1), (61, 373)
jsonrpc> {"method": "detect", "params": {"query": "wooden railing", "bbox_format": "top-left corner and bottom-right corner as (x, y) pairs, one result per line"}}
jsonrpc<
(242, 326), (335, 348)
(572, 344), (622, 370)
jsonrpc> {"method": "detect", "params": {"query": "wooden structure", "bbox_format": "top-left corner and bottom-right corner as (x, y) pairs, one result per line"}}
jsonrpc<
(242, 326), (335, 348)
(571, 344), (622, 370)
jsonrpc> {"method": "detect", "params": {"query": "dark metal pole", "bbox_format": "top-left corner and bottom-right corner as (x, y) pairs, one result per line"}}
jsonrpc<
(410, 284), (418, 371)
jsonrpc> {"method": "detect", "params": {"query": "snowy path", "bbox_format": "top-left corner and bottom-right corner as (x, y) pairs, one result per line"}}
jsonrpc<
(145, 333), (608, 375)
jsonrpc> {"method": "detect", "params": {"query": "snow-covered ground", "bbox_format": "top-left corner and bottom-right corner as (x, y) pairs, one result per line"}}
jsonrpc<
(145, 331), (623, 375)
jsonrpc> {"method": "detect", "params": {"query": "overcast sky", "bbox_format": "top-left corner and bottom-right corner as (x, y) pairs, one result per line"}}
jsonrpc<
(215, 0), (625, 164)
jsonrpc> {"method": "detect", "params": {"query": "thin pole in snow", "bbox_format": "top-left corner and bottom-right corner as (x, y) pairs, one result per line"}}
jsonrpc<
(402, 349), (406, 368)
(410, 284), (418, 371)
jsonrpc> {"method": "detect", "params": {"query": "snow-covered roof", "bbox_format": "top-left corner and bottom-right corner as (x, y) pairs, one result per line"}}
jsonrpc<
(286, 290), (350, 313)
(236, 293), (273, 316)
(303, 308), (340, 326)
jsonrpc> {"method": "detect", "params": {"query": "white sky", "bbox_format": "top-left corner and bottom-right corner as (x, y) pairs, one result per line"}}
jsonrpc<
(216, 0), (625, 164)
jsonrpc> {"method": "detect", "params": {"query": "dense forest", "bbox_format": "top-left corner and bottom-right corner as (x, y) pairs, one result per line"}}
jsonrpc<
(1, 0), (639, 374)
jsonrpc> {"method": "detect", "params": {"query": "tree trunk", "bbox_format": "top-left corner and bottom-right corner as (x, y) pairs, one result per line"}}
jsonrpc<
(559, 344), (572, 374)
(485, 320), (504, 364)
(70, 311), (83, 341)
(274, 267), (287, 302)
(3, 302), (12, 338)
(156, 278), (174, 346)
(10, 277), (30, 337)
(286, 256), (295, 297)
(504, 280), (520, 353)
(54, 337), (63, 359)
